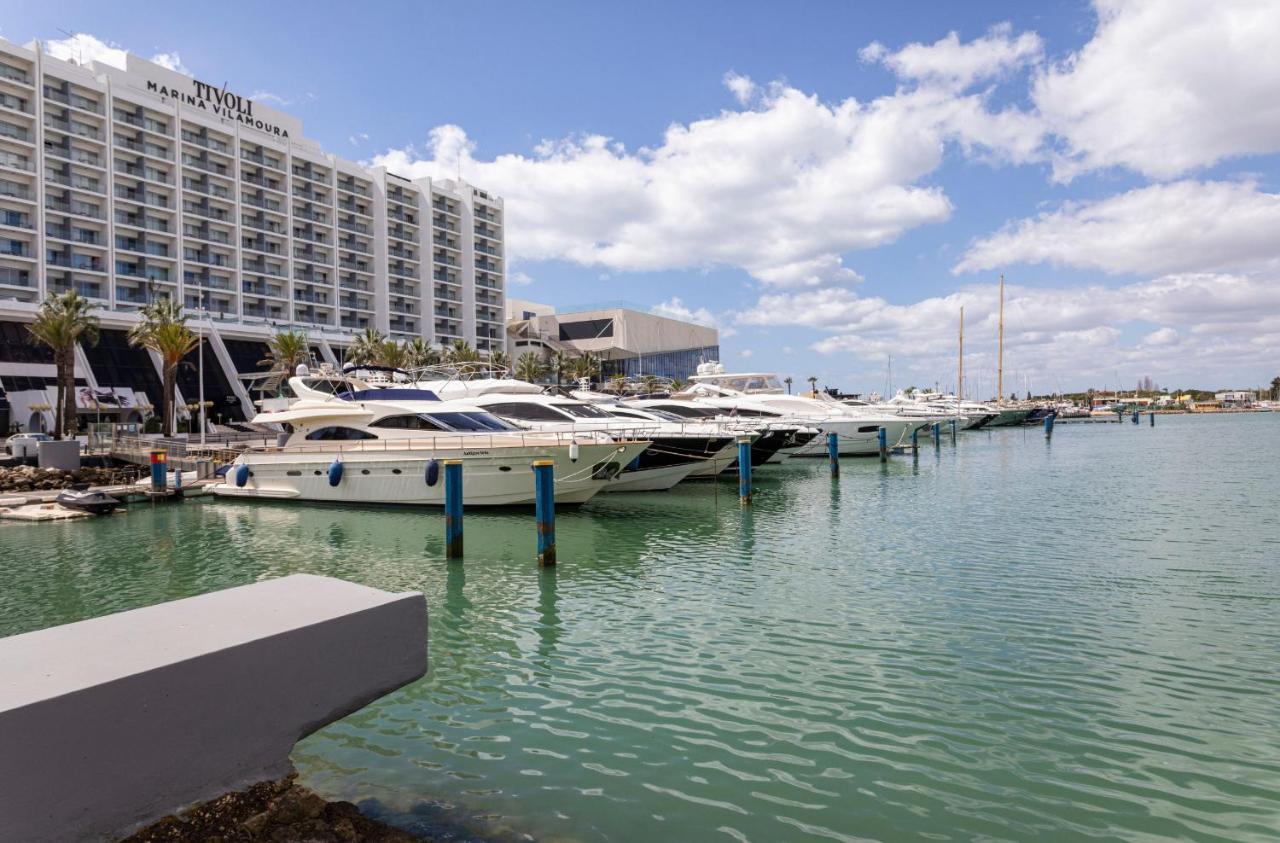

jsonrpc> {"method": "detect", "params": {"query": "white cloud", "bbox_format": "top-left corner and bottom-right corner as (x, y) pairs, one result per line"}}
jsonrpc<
(723, 71), (757, 105)
(1033, 0), (1280, 180)
(249, 90), (316, 108)
(651, 297), (736, 338)
(45, 33), (190, 76)
(370, 68), (1045, 288)
(736, 273), (1280, 388)
(348, 132), (371, 146)
(509, 270), (534, 286)
(956, 180), (1280, 276)
(862, 22), (1044, 90)
(150, 51), (190, 75)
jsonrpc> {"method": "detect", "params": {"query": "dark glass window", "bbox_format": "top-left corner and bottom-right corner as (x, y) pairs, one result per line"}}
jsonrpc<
(482, 402), (572, 422)
(304, 426), (378, 440)
(370, 415), (445, 431)
(650, 403), (718, 419)
(552, 402), (613, 419)
(558, 318), (614, 341)
(424, 411), (519, 432)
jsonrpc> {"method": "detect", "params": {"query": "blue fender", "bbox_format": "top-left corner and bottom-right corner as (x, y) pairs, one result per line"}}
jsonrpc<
(425, 458), (440, 487)
(328, 459), (343, 487)
(234, 464), (250, 487)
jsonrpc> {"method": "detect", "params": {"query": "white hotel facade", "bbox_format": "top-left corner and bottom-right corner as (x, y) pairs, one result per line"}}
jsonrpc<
(0, 37), (505, 430)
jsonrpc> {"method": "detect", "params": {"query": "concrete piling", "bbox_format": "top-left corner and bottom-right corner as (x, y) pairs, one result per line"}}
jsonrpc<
(444, 459), (463, 560)
(533, 459), (556, 566)
(737, 436), (753, 505)
(827, 432), (839, 478)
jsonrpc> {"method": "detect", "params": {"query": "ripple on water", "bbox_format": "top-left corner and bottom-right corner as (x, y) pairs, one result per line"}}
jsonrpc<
(1, 415), (1279, 841)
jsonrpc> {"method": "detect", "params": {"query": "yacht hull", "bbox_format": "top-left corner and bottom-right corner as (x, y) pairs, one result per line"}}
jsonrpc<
(791, 419), (919, 456)
(210, 442), (642, 507)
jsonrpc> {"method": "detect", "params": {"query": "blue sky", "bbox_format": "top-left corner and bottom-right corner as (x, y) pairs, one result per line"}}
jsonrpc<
(9, 1), (1280, 395)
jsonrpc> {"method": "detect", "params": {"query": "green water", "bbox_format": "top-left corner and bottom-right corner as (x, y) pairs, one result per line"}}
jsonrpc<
(2, 414), (1279, 841)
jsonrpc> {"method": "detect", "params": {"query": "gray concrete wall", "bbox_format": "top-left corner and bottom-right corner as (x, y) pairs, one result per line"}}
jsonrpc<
(37, 439), (80, 470)
(0, 574), (427, 842)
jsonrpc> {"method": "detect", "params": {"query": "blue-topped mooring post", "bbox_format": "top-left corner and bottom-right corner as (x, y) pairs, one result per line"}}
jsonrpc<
(444, 459), (463, 560)
(1044, 412), (1055, 438)
(911, 426), (919, 453)
(1150, 410), (1155, 426)
(1132, 409), (1140, 424)
(878, 427), (888, 462)
(533, 459), (556, 566)
(950, 418), (958, 439)
(737, 435), (752, 505)
(932, 422), (941, 448)
(827, 432), (839, 477)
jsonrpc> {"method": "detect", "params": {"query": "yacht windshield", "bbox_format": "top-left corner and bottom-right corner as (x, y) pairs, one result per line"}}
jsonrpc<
(424, 411), (520, 432)
(651, 404), (719, 419)
(552, 403), (614, 419)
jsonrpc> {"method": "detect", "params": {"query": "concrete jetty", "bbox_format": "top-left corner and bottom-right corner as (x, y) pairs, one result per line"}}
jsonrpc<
(0, 574), (427, 842)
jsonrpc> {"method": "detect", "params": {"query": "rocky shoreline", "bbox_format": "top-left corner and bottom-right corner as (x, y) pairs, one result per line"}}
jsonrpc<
(0, 464), (138, 493)
(121, 775), (428, 842)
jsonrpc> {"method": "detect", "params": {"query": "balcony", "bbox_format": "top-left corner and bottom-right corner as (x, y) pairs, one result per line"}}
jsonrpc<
(0, 266), (31, 287)
(48, 253), (103, 272)
(0, 64), (30, 85)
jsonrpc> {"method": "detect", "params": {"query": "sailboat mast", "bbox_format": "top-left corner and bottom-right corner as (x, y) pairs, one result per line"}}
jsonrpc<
(997, 274), (1005, 407)
(958, 306), (964, 400)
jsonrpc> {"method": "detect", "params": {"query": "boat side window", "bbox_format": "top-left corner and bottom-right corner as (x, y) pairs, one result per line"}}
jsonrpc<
(553, 403), (613, 419)
(653, 404), (717, 419)
(482, 402), (572, 422)
(302, 378), (341, 394)
(727, 408), (782, 418)
(607, 409), (653, 420)
(304, 426), (379, 440)
(370, 414), (446, 431)
(424, 411), (518, 432)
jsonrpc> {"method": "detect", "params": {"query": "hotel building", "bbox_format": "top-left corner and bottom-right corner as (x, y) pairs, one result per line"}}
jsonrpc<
(0, 37), (505, 431)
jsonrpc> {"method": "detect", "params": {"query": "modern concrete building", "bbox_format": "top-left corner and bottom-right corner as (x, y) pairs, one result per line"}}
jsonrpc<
(0, 37), (504, 431)
(507, 299), (719, 381)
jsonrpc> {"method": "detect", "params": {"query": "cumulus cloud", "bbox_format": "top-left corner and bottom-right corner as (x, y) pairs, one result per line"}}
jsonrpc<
(861, 22), (1044, 90)
(736, 273), (1280, 387)
(1033, 0), (1280, 180)
(370, 70), (1045, 287)
(723, 71), (757, 105)
(651, 297), (719, 327)
(956, 180), (1280, 276)
(45, 33), (190, 76)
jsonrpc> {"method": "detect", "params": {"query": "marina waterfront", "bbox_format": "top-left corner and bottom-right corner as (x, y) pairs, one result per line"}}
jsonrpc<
(2, 414), (1278, 841)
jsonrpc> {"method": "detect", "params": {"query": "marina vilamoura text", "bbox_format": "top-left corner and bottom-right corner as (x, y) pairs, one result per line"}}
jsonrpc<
(2, 5), (1279, 842)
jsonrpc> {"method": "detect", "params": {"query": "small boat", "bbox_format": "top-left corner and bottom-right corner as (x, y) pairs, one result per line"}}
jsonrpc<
(55, 485), (122, 515)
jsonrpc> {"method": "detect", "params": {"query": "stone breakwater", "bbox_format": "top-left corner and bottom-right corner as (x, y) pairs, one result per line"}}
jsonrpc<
(0, 465), (138, 493)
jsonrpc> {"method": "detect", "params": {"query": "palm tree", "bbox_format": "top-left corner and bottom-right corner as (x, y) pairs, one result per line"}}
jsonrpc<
(1271, 376), (1280, 401)
(806, 376), (818, 396)
(128, 298), (199, 437)
(445, 338), (479, 363)
(347, 327), (386, 366)
(784, 376), (793, 395)
(570, 351), (600, 383)
(606, 374), (628, 394)
(26, 291), (99, 439)
(259, 330), (309, 392)
(641, 374), (661, 394)
(375, 339), (409, 370)
(550, 350), (573, 388)
(488, 349), (510, 373)
(403, 337), (440, 369)
(514, 351), (545, 383)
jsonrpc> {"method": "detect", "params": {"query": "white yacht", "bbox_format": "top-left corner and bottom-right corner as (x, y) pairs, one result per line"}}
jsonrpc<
(211, 370), (647, 506)
(676, 364), (925, 456)
(621, 395), (820, 465)
(411, 372), (736, 492)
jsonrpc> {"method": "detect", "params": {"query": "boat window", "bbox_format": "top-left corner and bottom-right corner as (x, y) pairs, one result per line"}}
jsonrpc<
(725, 407), (783, 418)
(651, 404), (718, 419)
(301, 378), (344, 394)
(553, 402), (613, 419)
(304, 426), (378, 440)
(482, 402), (572, 422)
(606, 409), (653, 420)
(370, 414), (446, 431)
(424, 411), (518, 432)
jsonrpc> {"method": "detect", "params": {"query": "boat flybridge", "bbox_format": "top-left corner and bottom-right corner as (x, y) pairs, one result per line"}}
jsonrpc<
(210, 366), (648, 506)
(410, 367), (739, 491)
(675, 363), (926, 456)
